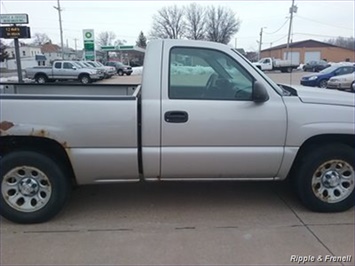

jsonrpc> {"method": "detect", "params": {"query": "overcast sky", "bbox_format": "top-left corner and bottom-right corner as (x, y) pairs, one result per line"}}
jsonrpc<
(1, 0), (354, 51)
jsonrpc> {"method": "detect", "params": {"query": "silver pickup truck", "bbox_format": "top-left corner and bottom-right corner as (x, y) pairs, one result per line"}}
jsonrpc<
(1, 39), (354, 224)
(25, 60), (101, 84)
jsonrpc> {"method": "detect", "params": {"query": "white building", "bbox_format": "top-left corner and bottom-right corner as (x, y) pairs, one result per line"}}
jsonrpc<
(4, 44), (43, 70)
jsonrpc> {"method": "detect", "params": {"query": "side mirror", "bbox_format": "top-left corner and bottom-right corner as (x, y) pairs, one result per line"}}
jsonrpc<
(72, 66), (77, 70)
(253, 81), (269, 103)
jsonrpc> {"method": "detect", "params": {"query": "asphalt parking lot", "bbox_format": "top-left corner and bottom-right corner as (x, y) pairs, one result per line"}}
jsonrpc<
(1, 71), (354, 266)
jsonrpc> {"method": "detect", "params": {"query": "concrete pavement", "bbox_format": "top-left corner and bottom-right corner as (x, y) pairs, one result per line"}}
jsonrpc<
(1, 182), (354, 265)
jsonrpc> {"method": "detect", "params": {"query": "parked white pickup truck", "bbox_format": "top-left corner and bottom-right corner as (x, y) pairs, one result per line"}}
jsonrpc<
(253, 57), (299, 73)
(1, 39), (354, 224)
(25, 60), (102, 84)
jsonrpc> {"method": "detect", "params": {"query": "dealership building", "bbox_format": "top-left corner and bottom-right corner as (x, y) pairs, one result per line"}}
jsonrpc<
(260, 39), (355, 65)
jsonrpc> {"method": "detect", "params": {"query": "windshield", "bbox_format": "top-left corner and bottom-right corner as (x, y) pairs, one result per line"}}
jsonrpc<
(319, 66), (337, 74)
(82, 62), (93, 68)
(231, 49), (284, 95)
(73, 62), (83, 69)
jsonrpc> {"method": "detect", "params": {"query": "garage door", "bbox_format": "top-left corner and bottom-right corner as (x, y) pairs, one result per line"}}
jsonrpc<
(304, 51), (321, 64)
(283, 51), (300, 65)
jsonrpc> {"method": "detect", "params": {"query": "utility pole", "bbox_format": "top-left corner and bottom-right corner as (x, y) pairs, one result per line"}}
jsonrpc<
(258, 27), (266, 61)
(286, 0), (297, 60)
(54, 0), (64, 59)
(74, 38), (78, 59)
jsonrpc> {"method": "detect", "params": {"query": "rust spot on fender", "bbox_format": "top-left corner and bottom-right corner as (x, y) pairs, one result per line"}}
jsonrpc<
(0, 121), (14, 131)
(30, 129), (49, 138)
(61, 141), (68, 148)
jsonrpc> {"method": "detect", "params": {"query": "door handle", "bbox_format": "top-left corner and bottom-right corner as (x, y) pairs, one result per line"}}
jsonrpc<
(164, 111), (189, 123)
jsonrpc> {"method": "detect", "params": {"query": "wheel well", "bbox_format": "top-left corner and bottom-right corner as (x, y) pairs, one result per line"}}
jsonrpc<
(79, 73), (89, 79)
(0, 136), (77, 186)
(289, 134), (355, 178)
(34, 73), (48, 79)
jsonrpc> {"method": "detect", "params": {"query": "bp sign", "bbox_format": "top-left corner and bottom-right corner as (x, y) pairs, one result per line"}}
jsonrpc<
(83, 29), (95, 60)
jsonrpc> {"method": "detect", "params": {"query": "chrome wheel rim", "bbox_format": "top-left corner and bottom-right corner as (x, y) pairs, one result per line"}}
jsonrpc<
(81, 76), (89, 84)
(319, 81), (327, 88)
(312, 160), (354, 203)
(38, 77), (45, 84)
(2, 166), (52, 212)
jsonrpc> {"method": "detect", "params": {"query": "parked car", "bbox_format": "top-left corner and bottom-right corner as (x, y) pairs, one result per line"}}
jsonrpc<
(300, 65), (355, 88)
(303, 60), (330, 72)
(326, 73), (355, 92)
(85, 61), (116, 79)
(74, 61), (105, 80)
(106, 61), (133, 76)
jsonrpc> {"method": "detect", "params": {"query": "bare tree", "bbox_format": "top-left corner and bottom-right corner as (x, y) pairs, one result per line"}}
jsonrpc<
(31, 33), (51, 46)
(326, 36), (355, 50)
(114, 39), (127, 46)
(205, 6), (241, 44)
(96, 31), (116, 47)
(185, 3), (206, 40)
(150, 5), (185, 39)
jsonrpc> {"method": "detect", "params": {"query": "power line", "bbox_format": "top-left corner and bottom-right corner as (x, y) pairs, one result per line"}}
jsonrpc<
(264, 18), (290, 35)
(295, 15), (353, 31)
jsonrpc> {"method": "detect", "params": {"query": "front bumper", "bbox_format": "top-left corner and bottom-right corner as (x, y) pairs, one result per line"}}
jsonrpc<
(90, 73), (102, 80)
(300, 79), (318, 87)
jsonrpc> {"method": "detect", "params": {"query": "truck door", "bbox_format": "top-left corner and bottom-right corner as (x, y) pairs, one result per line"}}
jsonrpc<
(160, 45), (287, 180)
(262, 58), (273, 71)
(62, 62), (76, 79)
(53, 61), (63, 79)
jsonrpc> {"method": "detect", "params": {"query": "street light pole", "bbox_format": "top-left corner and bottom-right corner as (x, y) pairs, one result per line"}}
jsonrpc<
(54, 0), (64, 59)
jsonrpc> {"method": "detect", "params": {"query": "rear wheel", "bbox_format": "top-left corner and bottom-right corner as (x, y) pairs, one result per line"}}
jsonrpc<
(351, 81), (354, 92)
(0, 151), (71, 223)
(35, 74), (47, 84)
(295, 144), (355, 212)
(117, 70), (124, 76)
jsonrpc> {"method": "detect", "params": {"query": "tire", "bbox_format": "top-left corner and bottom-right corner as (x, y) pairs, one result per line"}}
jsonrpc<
(287, 67), (292, 73)
(35, 74), (47, 84)
(318, 79), (328, 88)
(117, 70), (124, 76)
(294, 144), (355, 212)
(351, 81), (355, 92)
(79, 74), (91, 84)
(0, 151), (71, 223)
(126, 73), (131, 76)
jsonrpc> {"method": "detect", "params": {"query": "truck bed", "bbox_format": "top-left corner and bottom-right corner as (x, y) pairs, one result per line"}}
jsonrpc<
(0, 83), (139, 96)
(0, 83), (141, 184)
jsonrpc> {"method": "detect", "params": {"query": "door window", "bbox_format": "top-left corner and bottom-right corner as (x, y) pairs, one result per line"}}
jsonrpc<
(54, 62), (61, 69)
(169, 47), (254, 101)
(63, 62), (74, 69)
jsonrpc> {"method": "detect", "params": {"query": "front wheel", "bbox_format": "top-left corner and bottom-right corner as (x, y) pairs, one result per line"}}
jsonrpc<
(79, 74), (91, 84)
(295, 144), (355, 212)
(0, 151), (71, 223)
(318, 79), (328, 88)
